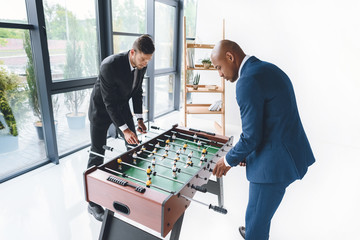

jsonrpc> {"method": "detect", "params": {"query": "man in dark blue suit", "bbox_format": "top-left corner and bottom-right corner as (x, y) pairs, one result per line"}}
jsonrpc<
(211, 40), (315, 240)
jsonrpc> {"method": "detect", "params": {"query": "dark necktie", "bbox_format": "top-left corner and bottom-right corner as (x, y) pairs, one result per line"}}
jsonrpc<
(132, 69), (138, 90)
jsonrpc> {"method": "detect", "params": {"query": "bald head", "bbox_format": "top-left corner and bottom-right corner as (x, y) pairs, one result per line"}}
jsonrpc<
(211, 40), (246, 82)
(211, 40), (244, 59)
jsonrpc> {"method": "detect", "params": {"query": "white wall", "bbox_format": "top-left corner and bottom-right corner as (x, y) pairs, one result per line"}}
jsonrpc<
(195, 0), (360, 149)
(193, 1), (360, 239)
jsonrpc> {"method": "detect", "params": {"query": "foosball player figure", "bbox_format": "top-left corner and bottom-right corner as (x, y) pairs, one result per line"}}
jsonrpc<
(149, 148), (157, 157)
(199, 154), (207, 166)
(132, 152), (138, 164)
(184, 157), (193, 168)
(174, 156), (180, 163)
(165, 138), (171, 144)
(146, 177), (152, 188)
(117, 158), (123, 170)
(176, 148), (182, 156)
(197, 140), (202, 149)
(151, 157), (156, 171)
(193, 133), (198, 142)
(183, 143), (188, 152)
(165, 144), (170, 153)
(138, 146), (146, 155)
(172, 133), (176, 142)
(202, 148), (208, 155)
(172, 164), (177, 178)
(146, 166), (152, 180)
(188, 151), (193, 158)
(161, 153), (168, 161)
(155, 142), (160, 148)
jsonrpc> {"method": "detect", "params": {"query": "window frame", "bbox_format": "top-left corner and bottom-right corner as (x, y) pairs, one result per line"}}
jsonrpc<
(0, 0), (185, 183)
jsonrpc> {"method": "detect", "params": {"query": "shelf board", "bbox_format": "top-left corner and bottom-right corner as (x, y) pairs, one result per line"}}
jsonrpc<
(187, 64), (216, 71)
(186, 85), (223, 93)
(187, 43), (215, 49)
(186, 105), (223, 114)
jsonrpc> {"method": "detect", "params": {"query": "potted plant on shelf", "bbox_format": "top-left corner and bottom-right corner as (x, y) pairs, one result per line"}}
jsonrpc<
(201, 58), (212, 69)
(192, 73), (200, 90)
(64, 90), (86, 129)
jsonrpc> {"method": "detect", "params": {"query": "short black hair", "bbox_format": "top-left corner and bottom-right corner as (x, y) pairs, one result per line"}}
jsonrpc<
(133, 34), (155, 54)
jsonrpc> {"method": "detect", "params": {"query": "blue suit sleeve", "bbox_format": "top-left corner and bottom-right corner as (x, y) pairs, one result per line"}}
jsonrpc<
(225, 77), (264, 167)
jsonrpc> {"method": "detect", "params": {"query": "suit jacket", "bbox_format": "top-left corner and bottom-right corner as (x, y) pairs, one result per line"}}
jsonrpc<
(88, 51), (146, 128)
(226, 56), (315, 183)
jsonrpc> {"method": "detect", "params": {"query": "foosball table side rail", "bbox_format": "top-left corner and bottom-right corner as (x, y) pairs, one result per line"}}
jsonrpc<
(84, 166), (168, 233)
(84, 165), (97, 203)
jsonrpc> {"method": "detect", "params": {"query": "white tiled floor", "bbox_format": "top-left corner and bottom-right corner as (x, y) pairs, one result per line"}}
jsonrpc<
(0, 111), (359, 240)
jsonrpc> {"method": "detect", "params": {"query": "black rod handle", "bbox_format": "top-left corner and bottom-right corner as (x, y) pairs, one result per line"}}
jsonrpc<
(103, 145), (113, 151)
(107, 176), (146, 193)
(191, 184), (207, 193)
(203, 131), (216, 136)
(189, 128), (200, 132)
(151, 126), (160, 130)
(209, 204), (228, 214)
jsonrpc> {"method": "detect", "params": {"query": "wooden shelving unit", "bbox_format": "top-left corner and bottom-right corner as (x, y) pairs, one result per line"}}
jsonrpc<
(183, 16), (225, 135)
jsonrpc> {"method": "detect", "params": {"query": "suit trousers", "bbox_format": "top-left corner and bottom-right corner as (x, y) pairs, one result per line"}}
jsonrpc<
(87, 119), (136, 168)
(245, 181), (293, 240)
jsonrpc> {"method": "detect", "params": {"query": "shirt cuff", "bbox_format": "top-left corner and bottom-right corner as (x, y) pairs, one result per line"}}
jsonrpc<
(135, 114), (143, 119)
(119, 124), (129, 132)
(224, 156), (231, 167)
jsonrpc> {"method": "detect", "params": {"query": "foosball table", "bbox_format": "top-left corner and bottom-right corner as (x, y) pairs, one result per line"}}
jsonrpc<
(84, 124), (233, 239)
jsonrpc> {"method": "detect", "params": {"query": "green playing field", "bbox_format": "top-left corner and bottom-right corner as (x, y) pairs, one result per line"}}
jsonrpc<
(113, 138), (220, 195)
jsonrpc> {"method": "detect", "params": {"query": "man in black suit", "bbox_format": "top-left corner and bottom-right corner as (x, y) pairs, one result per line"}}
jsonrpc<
(87, 35), (155, 221)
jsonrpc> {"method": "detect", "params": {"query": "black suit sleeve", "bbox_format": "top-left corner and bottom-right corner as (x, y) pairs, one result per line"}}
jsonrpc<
(132, 87), (143, 114)
(99, 63), (130, 128)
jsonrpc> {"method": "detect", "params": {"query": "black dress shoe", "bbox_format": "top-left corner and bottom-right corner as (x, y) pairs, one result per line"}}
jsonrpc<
(239, 226), (246, 239)
(88, 202), (105, 222)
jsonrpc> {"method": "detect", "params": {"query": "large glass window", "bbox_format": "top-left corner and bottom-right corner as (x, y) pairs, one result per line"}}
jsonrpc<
(154, 74), (174, 116)
(155, 2), (175, 70)
(111, 0), (146, 54)
(181, 0), (198, 107)
(1, 0), (183, 182)
(111, 0), (149, 121)
(53, 89), (92, 154)
(43, 0), (98, 81)
(184, 0), (198, 39)
(0, 29), (47, 180)
(0, 0), (28, 24)
(113, 35), (138, 54)
(112, 0), (146, 34)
